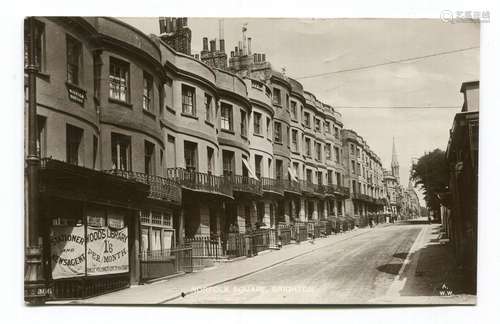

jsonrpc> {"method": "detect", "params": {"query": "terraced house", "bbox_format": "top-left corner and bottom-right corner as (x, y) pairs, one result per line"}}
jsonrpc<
(24, 17), (391, 301)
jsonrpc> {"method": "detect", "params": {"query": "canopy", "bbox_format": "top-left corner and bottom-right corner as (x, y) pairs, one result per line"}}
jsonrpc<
(242, 158), (259, 180)
(287, 167), (298, 182)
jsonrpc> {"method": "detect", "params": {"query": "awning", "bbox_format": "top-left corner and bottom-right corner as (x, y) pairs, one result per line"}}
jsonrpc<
(242, 158), (259, 180)
(288, 167), (298, 182)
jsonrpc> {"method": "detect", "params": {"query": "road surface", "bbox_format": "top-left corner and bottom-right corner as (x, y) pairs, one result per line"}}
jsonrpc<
(169, 224), (423, 304)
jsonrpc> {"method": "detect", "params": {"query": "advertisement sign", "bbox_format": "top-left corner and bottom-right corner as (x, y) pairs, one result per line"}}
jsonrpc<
(86, 226), (129, 276)
(50, 226), (86, 279)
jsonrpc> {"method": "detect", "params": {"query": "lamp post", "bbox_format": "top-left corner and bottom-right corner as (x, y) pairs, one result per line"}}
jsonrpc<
(24, 17), (47, 304)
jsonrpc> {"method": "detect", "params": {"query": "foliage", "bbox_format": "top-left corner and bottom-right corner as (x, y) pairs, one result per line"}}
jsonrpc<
(411, 149), (449, 213)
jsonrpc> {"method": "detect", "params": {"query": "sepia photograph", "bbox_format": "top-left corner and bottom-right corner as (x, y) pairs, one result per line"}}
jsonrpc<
(23, 15), (480, 306)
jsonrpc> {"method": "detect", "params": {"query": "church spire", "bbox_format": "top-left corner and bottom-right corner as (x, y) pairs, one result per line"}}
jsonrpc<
(391, 137), (400, 183)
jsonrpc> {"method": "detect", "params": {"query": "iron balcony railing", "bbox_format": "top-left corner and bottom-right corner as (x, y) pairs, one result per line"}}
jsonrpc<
(351, 192), (373, 203)
(227, 175), (262, 196)
(104, 169), (182, 204)
(166, 168), (233, 198)
(300, 180), (326, 196)
(300, 180), (315, 193)
(283, 179), (301, 194)
(261, 177), (285, 195)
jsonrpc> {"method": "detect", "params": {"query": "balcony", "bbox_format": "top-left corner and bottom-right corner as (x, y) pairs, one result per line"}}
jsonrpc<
(166, 168), (233, 198)
(261, 177), (285, 195)
(300, 181), (325, 196)
(228, 175), (262, 196)
(351, 192), (373, 203)
(283, 179), (301, 195)
(105, 170), (182, 205)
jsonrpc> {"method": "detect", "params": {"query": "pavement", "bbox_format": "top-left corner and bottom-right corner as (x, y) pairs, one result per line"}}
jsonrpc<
(55, 222), (475, 305)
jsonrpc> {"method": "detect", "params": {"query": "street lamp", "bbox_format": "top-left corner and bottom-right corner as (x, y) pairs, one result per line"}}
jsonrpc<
(24, 17), (47, 304)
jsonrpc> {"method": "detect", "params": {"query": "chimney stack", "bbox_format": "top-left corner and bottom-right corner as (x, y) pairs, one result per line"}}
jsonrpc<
(230, 51), (234, 58)
(234, 46), (239, 56)
(202, 37), (208, 51)
(209, 39), (216, 52)
(219, 39), (225, 53)
(262, 54), (266, 62)
(253, 53), (257, 63)
(247, 37), (252, 55)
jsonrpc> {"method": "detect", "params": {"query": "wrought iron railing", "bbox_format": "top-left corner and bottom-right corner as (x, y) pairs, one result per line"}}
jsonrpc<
(185, 236), (223, 259)
(105, 169), (182, 204)
(166, 168), (233, 197)
(139, 247), (193, 282)
(300, 180), (315, 193)
(261, 177), (285, 195)
(228, 175), (262, 196)
(283, 179), (301, 194)
(277, 222), (292, 245)
(292, 222), (308, 242)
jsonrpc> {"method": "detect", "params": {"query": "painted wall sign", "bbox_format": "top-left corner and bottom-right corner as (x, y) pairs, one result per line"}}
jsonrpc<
(86, 226), (129, 276)
(50, 226), (86, 279)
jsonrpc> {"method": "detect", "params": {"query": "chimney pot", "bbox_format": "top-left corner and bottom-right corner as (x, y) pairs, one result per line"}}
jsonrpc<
(247, 37), (252, 55)
(202, 37), (208, 51)
(219, 39), (225, 53)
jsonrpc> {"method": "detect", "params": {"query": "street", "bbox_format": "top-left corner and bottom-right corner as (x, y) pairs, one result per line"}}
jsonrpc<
(69, 222), (474, 305)
(170, 224), (422, 304)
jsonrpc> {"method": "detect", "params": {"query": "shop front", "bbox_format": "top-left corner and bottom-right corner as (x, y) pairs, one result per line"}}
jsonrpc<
(39, 159), (149, 300)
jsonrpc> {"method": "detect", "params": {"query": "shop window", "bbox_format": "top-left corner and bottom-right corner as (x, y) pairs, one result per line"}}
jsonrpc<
(181, 84), (196, 116)
(109, 57), (130, 103)
(111, 133), (132, 171)
(140, 210), (175, 253)
(143, 71), (153, 112)
(66, 34), (82, 85)
(66, 124), (83, 166)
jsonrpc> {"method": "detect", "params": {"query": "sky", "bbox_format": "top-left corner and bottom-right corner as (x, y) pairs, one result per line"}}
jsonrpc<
(120, 17), (480, 206)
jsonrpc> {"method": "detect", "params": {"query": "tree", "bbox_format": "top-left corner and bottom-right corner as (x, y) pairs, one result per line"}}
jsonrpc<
(411, 149), (449, 215)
